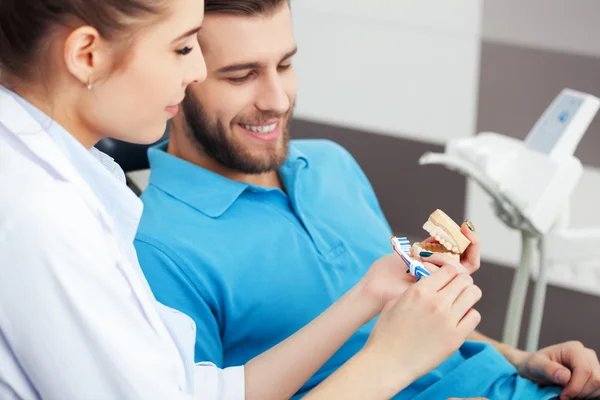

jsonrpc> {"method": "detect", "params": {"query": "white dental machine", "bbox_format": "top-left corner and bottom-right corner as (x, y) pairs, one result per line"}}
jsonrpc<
(419, 88), (600, 352)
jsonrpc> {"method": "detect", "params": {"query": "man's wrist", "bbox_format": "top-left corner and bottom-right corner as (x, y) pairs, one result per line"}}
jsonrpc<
(495, 342), (529, 367)
(468, 331), (529, 367)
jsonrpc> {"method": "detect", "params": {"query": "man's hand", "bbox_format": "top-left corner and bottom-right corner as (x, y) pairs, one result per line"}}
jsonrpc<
(511, 342), (600, 399)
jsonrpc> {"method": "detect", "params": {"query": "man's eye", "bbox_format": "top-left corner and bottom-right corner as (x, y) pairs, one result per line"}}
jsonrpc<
(228, 74), (251, 83)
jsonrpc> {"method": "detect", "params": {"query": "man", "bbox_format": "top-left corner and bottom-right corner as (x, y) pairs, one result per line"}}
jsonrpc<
(134, 1), (600, 399)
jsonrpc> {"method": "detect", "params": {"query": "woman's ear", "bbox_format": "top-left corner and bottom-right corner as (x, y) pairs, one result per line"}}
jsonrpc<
(63, 25), (109, 88)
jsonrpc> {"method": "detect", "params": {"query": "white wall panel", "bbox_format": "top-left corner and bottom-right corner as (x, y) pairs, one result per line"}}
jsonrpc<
(292, 2), (483, 145)
(294, 0), (482, 37)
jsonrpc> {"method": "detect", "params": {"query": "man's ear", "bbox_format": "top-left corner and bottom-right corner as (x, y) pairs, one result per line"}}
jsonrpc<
(63, 25), (110, 88)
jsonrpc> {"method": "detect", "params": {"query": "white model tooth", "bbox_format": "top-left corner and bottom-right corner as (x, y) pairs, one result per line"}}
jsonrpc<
(435, 235), (441, 242)
(423, 221), (435, 234)
(437, 228), (446, 241)
(452, 246), (458, 253)
(444, 242), (452, 251)
(410, 244), (420, 258)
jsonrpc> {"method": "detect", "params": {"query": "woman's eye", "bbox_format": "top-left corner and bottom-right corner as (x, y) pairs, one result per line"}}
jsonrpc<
(176, 46), (194, 56)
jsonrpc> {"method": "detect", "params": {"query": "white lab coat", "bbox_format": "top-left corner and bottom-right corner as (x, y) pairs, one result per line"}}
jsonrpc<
(0, 88), (244, 400)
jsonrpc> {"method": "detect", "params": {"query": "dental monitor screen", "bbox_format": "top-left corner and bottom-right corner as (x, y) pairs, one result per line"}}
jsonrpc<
(523, 89), (598, 159)
(525, 94), (583, 154)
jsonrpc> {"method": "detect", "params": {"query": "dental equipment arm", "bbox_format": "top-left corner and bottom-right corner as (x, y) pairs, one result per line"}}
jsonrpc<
(416, 88), (599, 352)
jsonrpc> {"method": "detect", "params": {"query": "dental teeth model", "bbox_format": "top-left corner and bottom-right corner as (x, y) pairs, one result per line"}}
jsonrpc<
(391, 209), (472, 280)
(413, 209), (471, 258)
(410, 241), (460, 261)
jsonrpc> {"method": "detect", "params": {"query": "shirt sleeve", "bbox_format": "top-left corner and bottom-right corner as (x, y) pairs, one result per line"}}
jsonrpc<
(194, 362), (245, 400)
(0, 188), (193, 400)
(134, 237), (226, 367)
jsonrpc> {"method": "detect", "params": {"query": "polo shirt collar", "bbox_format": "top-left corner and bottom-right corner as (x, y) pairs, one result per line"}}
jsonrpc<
(147, 141), (309, 218)
(284, 143), (309, 169)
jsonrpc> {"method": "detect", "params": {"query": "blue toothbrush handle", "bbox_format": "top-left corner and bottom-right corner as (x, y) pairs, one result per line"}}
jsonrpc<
(413, 264), (431, 280)
(390, 236), (431, 280)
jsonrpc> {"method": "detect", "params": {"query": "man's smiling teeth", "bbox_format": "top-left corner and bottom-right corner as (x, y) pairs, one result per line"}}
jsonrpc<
(242, 123), (277, 133)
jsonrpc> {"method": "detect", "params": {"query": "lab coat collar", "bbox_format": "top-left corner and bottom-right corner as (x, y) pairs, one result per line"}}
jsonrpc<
(0, 90), (186, 369)
(0, 90), (115, 229)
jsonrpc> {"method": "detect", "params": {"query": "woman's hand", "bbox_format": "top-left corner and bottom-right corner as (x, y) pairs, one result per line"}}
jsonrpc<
(357, 253), (421, 319)
(363, 264), (483, 395)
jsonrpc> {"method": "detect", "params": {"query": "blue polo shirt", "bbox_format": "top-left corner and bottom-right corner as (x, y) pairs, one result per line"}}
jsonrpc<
(135, 139), (561, 400)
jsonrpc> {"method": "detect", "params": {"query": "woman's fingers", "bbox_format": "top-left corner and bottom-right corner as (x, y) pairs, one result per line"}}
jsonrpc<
(420, 253), (469, 273)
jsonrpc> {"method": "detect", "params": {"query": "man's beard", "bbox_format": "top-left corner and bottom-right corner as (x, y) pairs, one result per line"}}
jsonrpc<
(181, 90), (292, 174)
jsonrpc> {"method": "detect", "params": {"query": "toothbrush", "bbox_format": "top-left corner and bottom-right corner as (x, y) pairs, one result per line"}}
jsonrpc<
(390, 236), (431, 280)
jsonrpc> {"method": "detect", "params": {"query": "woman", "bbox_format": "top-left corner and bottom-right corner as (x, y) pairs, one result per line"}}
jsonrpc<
(0, 0), (482, 398)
